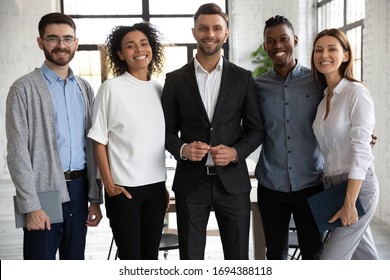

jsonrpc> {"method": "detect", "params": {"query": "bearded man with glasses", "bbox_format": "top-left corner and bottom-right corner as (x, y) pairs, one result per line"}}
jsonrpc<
(6, 12), (102, 260)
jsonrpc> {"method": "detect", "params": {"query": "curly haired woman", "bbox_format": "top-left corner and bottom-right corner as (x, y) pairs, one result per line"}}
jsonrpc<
(88, 23), (169, 259)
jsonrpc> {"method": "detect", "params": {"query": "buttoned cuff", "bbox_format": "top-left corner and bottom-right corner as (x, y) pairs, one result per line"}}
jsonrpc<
(180, 143), (188, 160)
(231, 147), (238, 163)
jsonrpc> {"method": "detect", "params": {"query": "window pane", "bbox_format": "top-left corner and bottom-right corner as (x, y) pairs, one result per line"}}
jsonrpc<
(151, 18), (195, 44)
(64, 0), (142, 15)
(149, 0), (226, 14)
(154, 46), (188, 85)
(70, 50), (102, 94)
(346, 0), (365, 24)
(74, 18), (143, 44)
(164, 46), (188, 73)
(318, 0), (344, 30)
(346, 27), (362, 80)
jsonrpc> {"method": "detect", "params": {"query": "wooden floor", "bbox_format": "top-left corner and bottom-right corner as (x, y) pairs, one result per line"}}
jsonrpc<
(1, 178), (389, 260)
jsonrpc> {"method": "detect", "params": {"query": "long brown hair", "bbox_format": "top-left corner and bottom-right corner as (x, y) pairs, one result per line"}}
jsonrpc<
(311, 28), (359, 86)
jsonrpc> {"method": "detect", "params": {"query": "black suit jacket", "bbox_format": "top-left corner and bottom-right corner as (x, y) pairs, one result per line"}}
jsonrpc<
(162, 57), (264, 195)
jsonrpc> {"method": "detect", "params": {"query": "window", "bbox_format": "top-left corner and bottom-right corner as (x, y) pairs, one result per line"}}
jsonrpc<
(317, 0), (364, 80)
(62, 0), (228, 92)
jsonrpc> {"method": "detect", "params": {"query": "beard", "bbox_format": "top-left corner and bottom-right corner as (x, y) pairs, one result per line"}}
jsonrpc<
(43, 45), (76, 66)
(198, 40), (224, 57)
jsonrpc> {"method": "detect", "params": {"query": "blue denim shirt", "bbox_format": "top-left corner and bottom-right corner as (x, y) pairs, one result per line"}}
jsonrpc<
(255, 62), (324, 192)
(41, 63), (86, 171)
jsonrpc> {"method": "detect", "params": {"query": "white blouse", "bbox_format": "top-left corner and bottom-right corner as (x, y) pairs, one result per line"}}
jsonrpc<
(88, 72), (166, 187)
(312, 78), (375, 179)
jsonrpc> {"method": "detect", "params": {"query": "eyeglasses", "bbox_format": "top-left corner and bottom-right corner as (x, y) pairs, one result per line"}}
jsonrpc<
(43, 36), (76, 47)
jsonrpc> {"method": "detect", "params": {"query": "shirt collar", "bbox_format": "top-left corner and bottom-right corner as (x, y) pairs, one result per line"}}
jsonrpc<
(324, 78), (349, 96)
(290, 60), (302, 78)
(270, 59), (301, 79)
(40, 62), (75, 84)
(194, 56), (223, 74)
(333, 78), (349, 95)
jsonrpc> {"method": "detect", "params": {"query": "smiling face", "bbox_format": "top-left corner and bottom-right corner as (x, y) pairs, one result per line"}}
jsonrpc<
(117, 30), (152, 79)
(263, 23), (297, 74)
(38, 23), (78, 67)
(192, 14), (229, 58)
(313, 35), (349, 81)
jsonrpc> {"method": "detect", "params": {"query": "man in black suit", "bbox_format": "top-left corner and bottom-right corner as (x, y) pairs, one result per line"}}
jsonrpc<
(162, 3), (264, 260)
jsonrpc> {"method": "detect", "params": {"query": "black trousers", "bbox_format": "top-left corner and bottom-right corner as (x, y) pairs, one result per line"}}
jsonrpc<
(105, 181), (166, 260)
(257, 184), (324, 260)
(175, 174), (250, 260)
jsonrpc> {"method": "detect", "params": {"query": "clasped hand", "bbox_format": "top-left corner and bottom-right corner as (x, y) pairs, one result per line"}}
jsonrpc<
(182, 141), (237, 166)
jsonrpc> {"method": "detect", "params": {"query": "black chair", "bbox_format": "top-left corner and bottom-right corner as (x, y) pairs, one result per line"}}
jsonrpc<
(159, 232), (179, 259)
(107, 217), (180, 260)
(288, 216), (302, 260)
(288, 231), (301, 260)
(107, 236), (119, 260)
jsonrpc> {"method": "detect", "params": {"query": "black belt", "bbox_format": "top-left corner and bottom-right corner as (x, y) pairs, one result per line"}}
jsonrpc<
(64, 169), (87, 181)
(206, 166), (217, 175)
(322, 173), (348, 186)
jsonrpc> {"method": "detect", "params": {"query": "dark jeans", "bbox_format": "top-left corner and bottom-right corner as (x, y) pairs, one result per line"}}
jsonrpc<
(23, 177), (88, 260)
(175, 174), (250, 260)
(105, 181), (166, 260)
(257, 184), (324, 260)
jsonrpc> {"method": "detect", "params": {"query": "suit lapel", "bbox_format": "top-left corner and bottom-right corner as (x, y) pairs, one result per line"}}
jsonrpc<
(183, 61), (210, 123)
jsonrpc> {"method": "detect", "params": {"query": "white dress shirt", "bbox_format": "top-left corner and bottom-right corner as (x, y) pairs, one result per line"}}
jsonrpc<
(194, 56), (223, 122)
(194, 56), (223, 166)
(312, 78), (375, 180)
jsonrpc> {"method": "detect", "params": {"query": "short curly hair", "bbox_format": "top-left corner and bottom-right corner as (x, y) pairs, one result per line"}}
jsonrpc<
(105, 22), (165, 78)
(264, 15), (295, 36)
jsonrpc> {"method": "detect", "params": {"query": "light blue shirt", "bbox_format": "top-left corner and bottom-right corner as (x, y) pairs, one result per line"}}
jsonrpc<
(41, 63), (86, 171)
(255, 61), (324, 192)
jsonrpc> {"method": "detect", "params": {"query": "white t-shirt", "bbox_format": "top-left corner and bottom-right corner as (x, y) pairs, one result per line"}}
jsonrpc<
(88, 72), (166, 186)
(312, 78), (375, 179)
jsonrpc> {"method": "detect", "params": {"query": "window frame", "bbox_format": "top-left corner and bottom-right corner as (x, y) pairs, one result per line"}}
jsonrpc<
(61, 0), (229, 86)
(317, 0), (364, 80)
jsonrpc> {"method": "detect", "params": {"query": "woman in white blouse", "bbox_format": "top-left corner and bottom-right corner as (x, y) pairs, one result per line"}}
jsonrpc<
(88, 23), (168, 259)
(311, 28), (379, 260)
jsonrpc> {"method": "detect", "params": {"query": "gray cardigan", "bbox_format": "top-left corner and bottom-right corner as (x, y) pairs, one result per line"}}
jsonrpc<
(6, 68), (102, 214)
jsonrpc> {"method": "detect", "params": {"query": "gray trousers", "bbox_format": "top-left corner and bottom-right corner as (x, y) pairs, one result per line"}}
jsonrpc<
(320, 167), (379, 260)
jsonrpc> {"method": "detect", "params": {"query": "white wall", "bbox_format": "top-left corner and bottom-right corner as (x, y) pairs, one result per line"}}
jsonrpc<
(228, 0), (317, 70)
(0, 0), (389, 226)
(0, 0), (60, 178)
(364, 0), (390, 225)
